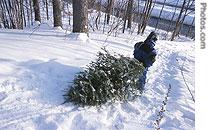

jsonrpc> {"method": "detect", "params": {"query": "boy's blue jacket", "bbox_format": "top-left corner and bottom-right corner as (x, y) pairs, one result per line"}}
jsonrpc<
(134, 39), (157, 67)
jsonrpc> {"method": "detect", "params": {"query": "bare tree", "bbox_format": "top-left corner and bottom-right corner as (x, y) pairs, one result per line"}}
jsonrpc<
(166, 0), (179, 34)
(20, 0), (25, 29)
(72, 0), (88, 33)
(106, 0), (115, 24)
(29, 0), (34, 25)
(0, 0), (27, 29)
(25, 0), (31, 26)
(33, 0), (41, 23)
(137, 0), (153, 34)
(139, 0), (153, 34)
(126, 0), (134, 29)
(45, 0), (49, 20)
(88, 0), (96, 9)
(186, 16), (194, 38)
(170, 0), (194, 40)
(175, 0), (195, 39)
(154, 0), (167, 30)
(52, 0), (62, 27)
(122, 0), (133, 33)
(2, 0), (16, 28)
(137, 0), (146, 34)
(95, 0), (102, 30)
(0, 4), (3, 28)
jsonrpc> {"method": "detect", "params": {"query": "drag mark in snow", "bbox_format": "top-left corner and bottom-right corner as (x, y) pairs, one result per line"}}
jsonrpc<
(154, 84), (172, 130)
(176, 58), (195, 103)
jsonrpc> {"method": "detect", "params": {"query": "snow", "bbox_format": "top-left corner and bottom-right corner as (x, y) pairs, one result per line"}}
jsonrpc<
(0, 26), (194, 130)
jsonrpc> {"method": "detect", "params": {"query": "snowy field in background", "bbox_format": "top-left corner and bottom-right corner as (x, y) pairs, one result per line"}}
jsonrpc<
(98, 0), (195, 25)
(0, 25), (194, 130)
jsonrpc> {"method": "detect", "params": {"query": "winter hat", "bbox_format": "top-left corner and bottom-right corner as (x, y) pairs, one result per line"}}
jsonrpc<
(146, 31), (158, 42)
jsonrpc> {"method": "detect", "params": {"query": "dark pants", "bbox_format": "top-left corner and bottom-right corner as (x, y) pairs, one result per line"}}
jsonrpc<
(139, 68), (148, 90)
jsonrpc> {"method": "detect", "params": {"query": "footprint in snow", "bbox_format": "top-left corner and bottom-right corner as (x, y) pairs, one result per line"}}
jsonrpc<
(35, 116), (58, 130)
(121, 102), (140, 115)
(70, 114), (88, 130)
(1, 80), (10, 87)
(0, 92), (7, 102)
(112, 114), (125, 130)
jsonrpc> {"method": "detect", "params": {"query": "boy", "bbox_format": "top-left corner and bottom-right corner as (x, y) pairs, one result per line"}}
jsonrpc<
(134, 31), (158, 89)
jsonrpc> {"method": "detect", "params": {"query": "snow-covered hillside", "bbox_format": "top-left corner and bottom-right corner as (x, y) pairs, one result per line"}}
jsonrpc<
(0, 26), (194, 130)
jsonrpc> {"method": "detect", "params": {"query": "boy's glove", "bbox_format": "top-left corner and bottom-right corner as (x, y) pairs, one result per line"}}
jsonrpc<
(151, 56), (156, 63)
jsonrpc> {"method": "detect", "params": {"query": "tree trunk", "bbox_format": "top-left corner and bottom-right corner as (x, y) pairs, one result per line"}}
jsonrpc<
(4, 0), (16, 28)
(174, 0), (194, 38)
(0, 8), (2, 28)
(166, 0), (179, 33)
(170, 0), (186, 41)
(137, 0), (147, 34)
(33, 0), (41, 23)
(140, 0), (153, 34)
(154, 0), (166, 30)
(72, 0), (88, 33)
(29, 0), (34, 25)
(186, 16), (194, 37)
(126, 0), (133, 29)
(122, 0), (128, 33)
(95, 0), (102, 30)
(52, 0), (62, 27)
(88, 0), (95, 9)
(106, 0), (115, 24)
(25, 0), (31, 26)
(20, 0), (25, 29)
(45, 0), (49, 20)
(0, 0), (8, 28)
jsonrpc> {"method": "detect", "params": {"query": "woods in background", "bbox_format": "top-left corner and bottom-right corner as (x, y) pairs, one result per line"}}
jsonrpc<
(0, 0), (195, 40)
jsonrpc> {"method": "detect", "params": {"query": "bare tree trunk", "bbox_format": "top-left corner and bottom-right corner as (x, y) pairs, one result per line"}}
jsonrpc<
(0, 0), (8, 28)
(0, 0), (27, 29)
(67, 3), (71, 26)
(25, 0), (31, 26)
(137, 0), (147, 34)
(173, 0), (194, 38)
(14, 0), (20, 28)
(52, 0), (62, 27)
(45, 0), (49, 20)
(138, 0), (153, 34)
(170, 0), (186, 41)
(122, 14), (126, 33)
(140, 0), (153, 34)
(0, 12), (1, 28)
(0, 6), (2, 28)
(166, 0), (179, 34)
(106, 0), (115, 24)
(154, 0), (166, 30)
(95, 0), (102, 30)
(126, 0), (133, 29)
(103, 12), (106, 33)
(88, 0), (95, 9)
(20, 0), (25, 29)
(33, 0), (41, 23)
(4, 0), (16, 28)
(29, 0), (34, 25)
(122, 0), (128, 33)
(186, 16), (194, 37)
(72, 0), (88, 33)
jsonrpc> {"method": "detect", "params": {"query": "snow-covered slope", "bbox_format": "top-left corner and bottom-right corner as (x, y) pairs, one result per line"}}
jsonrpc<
(0, 28), (194, 130)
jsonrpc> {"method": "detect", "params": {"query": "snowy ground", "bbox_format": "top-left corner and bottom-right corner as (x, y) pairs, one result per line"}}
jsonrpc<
(0, 27), (194, 130)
